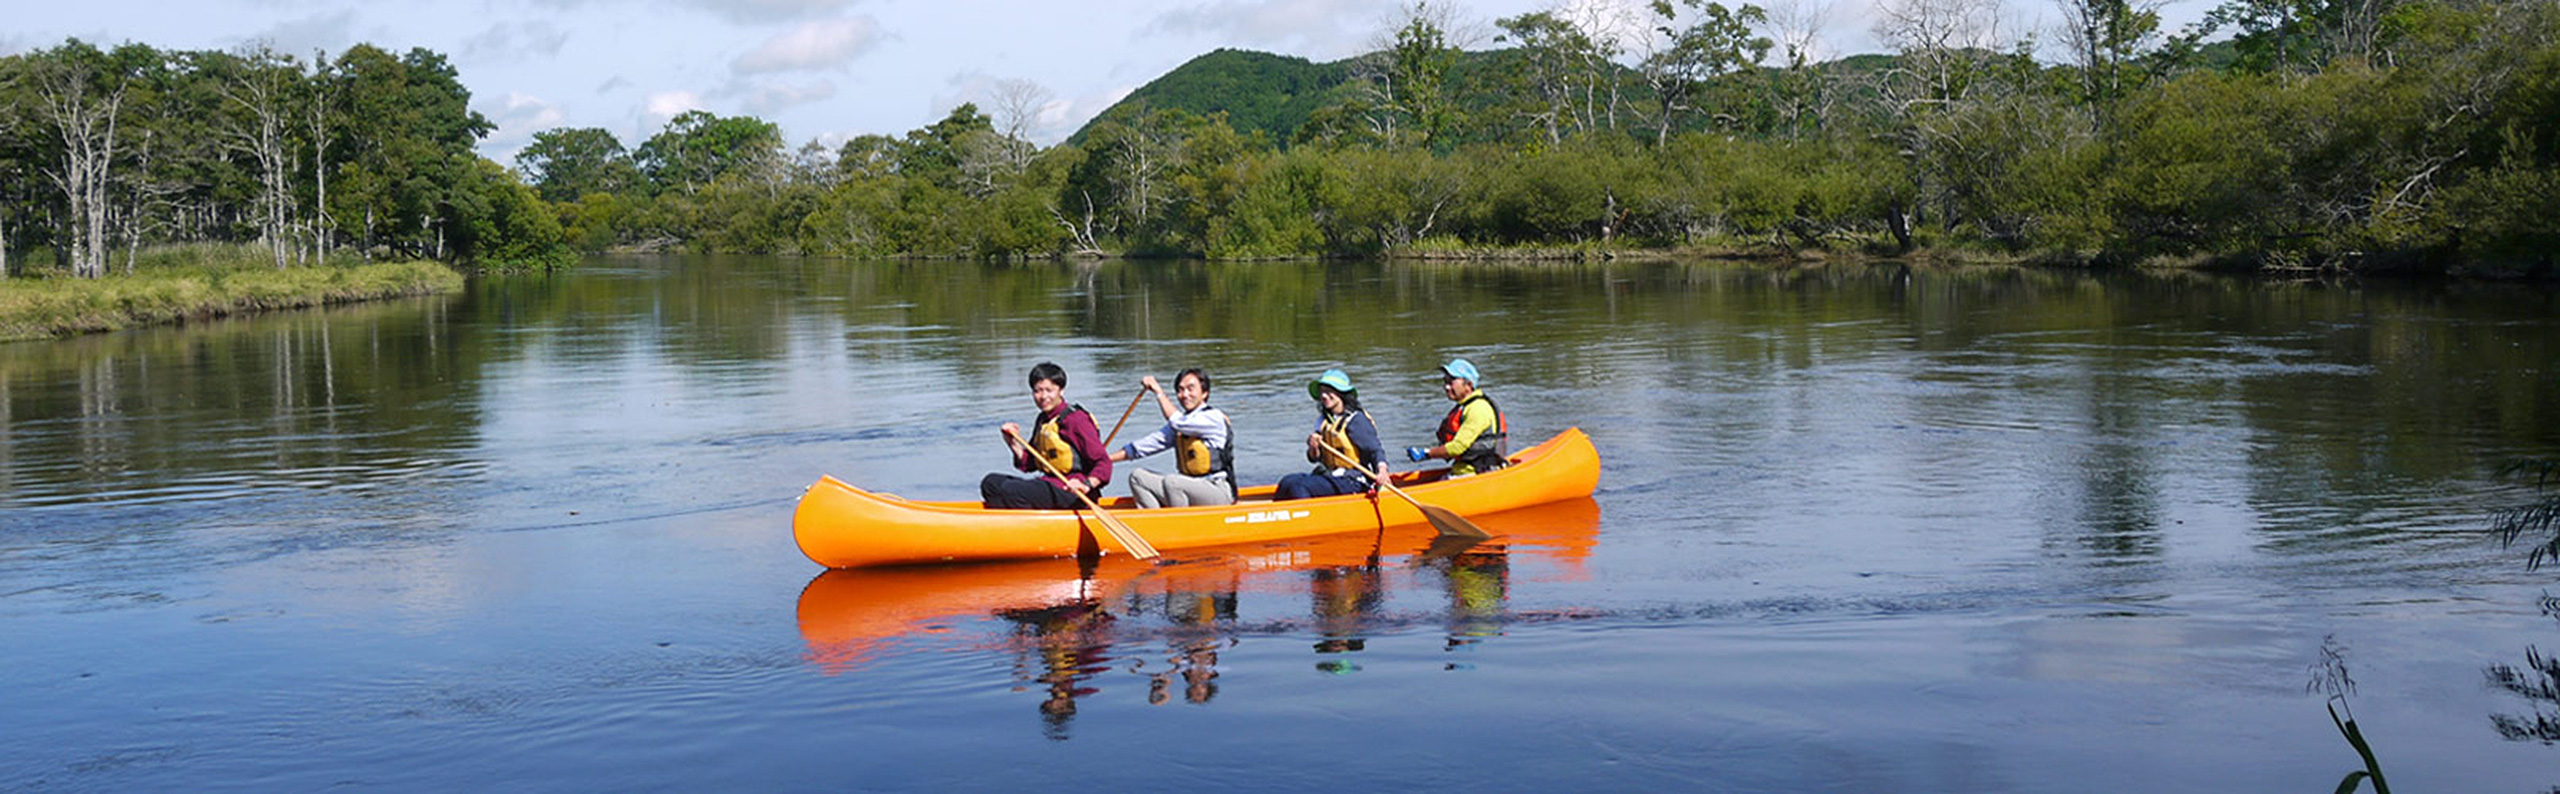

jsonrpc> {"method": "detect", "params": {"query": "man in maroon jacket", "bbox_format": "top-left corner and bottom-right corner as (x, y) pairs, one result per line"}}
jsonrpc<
(982, 361), (1114, 509)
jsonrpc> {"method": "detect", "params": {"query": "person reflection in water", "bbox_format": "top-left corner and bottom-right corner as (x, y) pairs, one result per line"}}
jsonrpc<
(1309, 562), (1386, 673)
(1147, 590), (1235, 706)
(997, 599), (1116, 740)
(1436, 545), (1512, 652)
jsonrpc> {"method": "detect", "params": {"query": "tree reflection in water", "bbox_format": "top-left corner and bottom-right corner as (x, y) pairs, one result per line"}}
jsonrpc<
(2490, 462), (2560, 755)
(2487, 592), (2560, 745)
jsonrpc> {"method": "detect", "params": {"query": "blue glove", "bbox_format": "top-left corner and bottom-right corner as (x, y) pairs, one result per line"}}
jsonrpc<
(1405, 446), (1432, 462)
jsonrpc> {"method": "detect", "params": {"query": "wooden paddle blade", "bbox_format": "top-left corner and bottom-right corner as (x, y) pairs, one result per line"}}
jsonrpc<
(1416, 533), (1492, 562)
(1005, 426), (1159, 559)
(1092, 508), (1159, 559)
(1417, 504), (1492, 539)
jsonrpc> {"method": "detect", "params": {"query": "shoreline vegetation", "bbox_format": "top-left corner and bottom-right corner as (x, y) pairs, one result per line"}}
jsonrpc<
(0, 244), (464, 343)
(4, 0), (2554, 340)
(527, 0), (2554, 281)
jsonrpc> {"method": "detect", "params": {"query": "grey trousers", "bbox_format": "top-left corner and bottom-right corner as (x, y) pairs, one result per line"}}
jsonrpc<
(1128, 467), (1235, 508)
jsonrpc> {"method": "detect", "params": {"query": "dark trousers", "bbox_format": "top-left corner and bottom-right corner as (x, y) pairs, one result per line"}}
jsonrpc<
(982, 473), (1080, 509)
(1275, 472), (1369, 501)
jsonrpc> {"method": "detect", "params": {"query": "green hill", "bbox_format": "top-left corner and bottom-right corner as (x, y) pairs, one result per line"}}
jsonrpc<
(1071, 49), (1354, 146)
(1071, 46), (1906, 147)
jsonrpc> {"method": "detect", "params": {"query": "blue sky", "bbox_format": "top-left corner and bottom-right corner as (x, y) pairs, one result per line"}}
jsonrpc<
(7, 0), (2194, 163)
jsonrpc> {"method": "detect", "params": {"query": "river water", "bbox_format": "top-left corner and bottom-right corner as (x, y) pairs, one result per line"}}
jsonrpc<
(4, 256), (2556, 791)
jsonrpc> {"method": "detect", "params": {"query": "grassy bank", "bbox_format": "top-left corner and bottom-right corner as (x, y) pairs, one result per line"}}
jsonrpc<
(0, 244), (466, 343)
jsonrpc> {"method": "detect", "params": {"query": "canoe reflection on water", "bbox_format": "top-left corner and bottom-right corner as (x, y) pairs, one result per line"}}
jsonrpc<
(794, 497), (1600, 732)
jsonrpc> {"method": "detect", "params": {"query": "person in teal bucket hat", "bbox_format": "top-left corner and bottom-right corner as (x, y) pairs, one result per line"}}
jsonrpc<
(1277, 368), (1383, 500)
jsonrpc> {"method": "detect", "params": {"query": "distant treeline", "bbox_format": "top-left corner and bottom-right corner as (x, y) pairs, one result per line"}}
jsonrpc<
(11, 0), (2557, 278)
(516, 0), (2553, 275)
(0, 41), (571, 278)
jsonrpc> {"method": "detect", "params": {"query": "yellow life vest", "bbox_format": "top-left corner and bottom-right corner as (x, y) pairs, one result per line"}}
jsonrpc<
(1029, 407), (1085, 474)
(1175, 418), (1229, 477)
(1438, 391), (1509, 475)
(1318, 412), (1365, 472)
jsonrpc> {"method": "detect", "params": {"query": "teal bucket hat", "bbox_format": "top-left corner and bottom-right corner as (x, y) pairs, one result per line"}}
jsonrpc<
(1308, 368), (1355, 399)
(1437, 358), (1480, 384)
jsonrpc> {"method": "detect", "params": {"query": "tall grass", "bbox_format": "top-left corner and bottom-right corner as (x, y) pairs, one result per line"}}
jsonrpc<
(0, 243), (465, 342)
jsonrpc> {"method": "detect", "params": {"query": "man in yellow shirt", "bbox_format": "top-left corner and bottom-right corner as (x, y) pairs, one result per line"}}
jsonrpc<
(1405, 358), (1509, 476)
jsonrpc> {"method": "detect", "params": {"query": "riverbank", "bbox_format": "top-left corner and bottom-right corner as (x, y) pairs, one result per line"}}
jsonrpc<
(0, 247), (465, 343)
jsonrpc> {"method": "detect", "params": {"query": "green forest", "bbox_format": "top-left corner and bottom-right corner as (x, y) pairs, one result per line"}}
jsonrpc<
(0, 41), (572, 278)
(5, 0), (2557, 278)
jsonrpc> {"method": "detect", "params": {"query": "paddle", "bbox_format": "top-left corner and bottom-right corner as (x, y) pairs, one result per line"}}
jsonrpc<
(1317, 438), (1492, 539)
(1005, 427), (1160, 560)
(1100, 386), (1148, 448)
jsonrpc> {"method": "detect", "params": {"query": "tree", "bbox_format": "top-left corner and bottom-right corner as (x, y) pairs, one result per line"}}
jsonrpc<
(1868, 0), (2015, 246)
(329, 45), (494, 259)
(2192, 0), (2400, 73)
(447, 156), (572, 270)
(2056, 0), (2163, 118)
(305, 49), (339, 260)
(891, 103), (993, 191)
(1495, 8), (1633, 144)
(516, 127), (638, 202)
(205, 45), (304, 268)
(1759, 0), (1845, 138)
(1068, 108), (1184, 240)
(24, 40), (132, 278)
(986, 78), (1051, 169)
(1643, 0), (1774, 145)
(633, 110), (782, 196)
(1344, 2), (1470, 149)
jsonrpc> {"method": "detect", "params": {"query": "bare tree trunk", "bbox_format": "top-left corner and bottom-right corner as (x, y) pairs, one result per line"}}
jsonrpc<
(33, 58), (125, 279)
(121, 204), (139, 274)
(308, 51), (336, 262)
(218, 47), (299, 269)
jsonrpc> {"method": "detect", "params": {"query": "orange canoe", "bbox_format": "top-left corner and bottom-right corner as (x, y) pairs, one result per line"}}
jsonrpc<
(792, 427), (1601, 568)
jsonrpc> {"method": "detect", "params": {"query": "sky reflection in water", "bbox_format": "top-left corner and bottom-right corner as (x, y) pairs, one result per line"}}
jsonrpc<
(2, 257), (2557, 791)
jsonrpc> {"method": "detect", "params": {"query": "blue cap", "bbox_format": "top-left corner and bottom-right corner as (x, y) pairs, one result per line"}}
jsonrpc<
(1437, 358), (1480, 384)
(1308, 368), (1355, 399)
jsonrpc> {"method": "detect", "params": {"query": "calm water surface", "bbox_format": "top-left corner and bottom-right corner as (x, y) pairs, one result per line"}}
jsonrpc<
(4, 256), (2557, 791)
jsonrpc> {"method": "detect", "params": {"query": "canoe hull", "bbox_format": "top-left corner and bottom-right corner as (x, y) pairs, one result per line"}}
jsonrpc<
(793, 427), (1600, 568)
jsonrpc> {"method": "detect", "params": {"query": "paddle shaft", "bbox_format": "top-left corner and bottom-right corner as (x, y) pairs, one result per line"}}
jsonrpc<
(1100, 387), (1148, 449)
(1004, 427), (1160, 559)
(1317, 438), (1492, 539)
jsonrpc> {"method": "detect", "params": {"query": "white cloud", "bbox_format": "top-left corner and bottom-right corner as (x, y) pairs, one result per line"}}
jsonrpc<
(1034, 98), (1076, 138)
(478, 91), (570, 156)
(233, 9), (360, 56)
(930, 72), (1001, 113)
(1148, 0), (1391, 60)
(735, 78), (838, 115)
(732, 16), (880, 73)
(644, 90), (706, 125)
(682, 0), (859, 24)
(1047, 84), (1136, 136)
(461, 21), (571, 61)
(490, 0), (856, 24)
